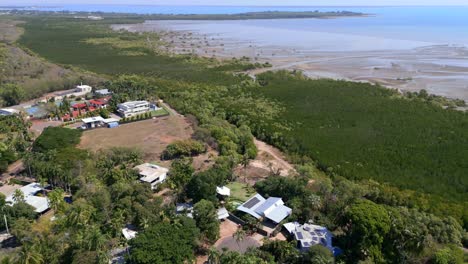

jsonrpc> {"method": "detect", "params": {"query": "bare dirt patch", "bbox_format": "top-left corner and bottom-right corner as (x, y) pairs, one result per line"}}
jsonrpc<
(79, 116), (193, 163)
(234, 139), (296, 184)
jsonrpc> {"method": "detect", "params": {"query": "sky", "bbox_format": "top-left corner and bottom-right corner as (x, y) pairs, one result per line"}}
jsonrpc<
(4, 0), (468, 6)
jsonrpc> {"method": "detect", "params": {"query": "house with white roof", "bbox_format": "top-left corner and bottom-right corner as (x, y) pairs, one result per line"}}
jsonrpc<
(6, 183), (49, 213)
(134, 163), (168, 190)
(283, 221), (341, 256)
(216, 186), (231, 197)
(82, 116), (105, 129)
(0, 108), (20, 116)
(95, 89), (112, 96)
(117, 101), (150, 118)
(237, 193), (292, 224)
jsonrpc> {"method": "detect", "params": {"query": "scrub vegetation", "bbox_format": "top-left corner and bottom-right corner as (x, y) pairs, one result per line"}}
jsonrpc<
(0, 14), (465, 264)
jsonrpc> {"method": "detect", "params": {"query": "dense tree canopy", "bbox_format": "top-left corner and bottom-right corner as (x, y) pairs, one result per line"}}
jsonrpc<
(128, 218), (200, 264)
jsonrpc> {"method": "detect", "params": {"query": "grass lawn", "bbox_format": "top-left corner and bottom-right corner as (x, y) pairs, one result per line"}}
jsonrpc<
(226, 181), (256, 203)
(151, 107), (170, 117)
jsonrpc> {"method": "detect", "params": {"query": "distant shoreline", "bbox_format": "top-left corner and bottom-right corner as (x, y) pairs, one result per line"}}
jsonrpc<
(113, 20), (468, 103)
(2, 9), (365, 20)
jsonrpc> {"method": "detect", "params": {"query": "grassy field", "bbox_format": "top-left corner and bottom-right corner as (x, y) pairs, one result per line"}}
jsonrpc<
(79, 115), (193, 162)
(226, 182), (256, 203)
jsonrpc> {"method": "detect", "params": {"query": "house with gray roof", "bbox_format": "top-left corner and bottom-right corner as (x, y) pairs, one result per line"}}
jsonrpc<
(237, 193), (292, 224)
(283, 222), (342, 256)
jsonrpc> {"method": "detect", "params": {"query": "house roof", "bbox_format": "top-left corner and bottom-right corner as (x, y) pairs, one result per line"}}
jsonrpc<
(237, 193), (266, 219)
(135, 163), (168, 184)
(89, 99), (107, 105)
(6, 183), (49, 213)
(122, 228), (138, 240)
(82, 116), (105, 124)
(72, 103), (87, 109)
(237, 194), (292, 223)
(217, 207), (229, 220)
(255, 197), (282, 215)
(284, 222), (334, 252)
(95, 89), (111, 95)
(265, 204), (292, 224)
(103, 118), (119, 124)
(216, 186), (231, 196)
(176, 203), (194, 218)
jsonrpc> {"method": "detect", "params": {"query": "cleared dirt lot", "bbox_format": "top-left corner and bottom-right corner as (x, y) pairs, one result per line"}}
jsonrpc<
(79, 116), (193, 162)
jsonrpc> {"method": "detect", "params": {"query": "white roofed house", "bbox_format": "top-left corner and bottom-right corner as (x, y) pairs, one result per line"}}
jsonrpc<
(117, 101), (150, 118)
(81, 116), (105, 129)
(6, 183), (49, 214)
(134, 163), (169, 190)
(237, 193), (292, 224)
(0, 108), (20, 116)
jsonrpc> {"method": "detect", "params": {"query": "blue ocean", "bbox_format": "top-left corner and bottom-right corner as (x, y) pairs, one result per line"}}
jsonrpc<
(3, 5), (468, 46)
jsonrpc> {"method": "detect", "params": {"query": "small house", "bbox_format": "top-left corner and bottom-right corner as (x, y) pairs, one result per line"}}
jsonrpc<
(6, 183), (49, 213)
(95, 89), (112, 96)
(82, 116), (105, 129)
(0, 108), (20, 116)
(134, 163), (168, 190)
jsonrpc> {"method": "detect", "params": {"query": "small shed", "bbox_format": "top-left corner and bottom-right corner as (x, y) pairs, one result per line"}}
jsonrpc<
(103, 118), (119, 128)
(216, 186), (231, 197)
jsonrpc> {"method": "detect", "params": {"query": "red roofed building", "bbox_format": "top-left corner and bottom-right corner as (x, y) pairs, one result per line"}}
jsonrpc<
(89, 99), (108, 108)
(72, 103), (87, 110)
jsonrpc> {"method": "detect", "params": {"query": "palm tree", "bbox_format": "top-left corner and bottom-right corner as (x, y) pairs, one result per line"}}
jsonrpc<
(207, 247), (220, 264)
(232, 228), (246, 252)
(12, 189), (25, 203)
(240, 154), (250, 183)
(48, 188), (65, 214)
(16, 244), (44, 264)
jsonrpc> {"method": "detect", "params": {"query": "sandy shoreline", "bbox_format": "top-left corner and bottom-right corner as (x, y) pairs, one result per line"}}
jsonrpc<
(112, 21), (468, 102)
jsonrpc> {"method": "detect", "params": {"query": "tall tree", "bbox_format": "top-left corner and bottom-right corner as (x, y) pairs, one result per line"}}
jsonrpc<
(193, 199), (219, 243)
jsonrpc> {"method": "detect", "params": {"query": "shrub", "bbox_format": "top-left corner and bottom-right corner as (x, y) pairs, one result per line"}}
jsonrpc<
(161, 139), (206, 160)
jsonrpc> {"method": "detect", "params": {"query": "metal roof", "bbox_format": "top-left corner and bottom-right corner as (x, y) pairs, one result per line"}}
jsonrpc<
(134, 163), (168, 184)
(5, 183), (49, 213)
(254, 197), (282, 215)
(217, 207), (229, 220)
(237, 194), (291, 223)
(216, 186), (231, 196)
(82, 116), (105, 123)
(237, 193), (265, 219)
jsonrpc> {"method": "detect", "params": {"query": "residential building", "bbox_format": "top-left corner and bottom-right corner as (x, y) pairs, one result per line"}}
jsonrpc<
(6, 183), (49, 213)
(95, 89), (112, 96)
(117, 101), (150, 118)
(283, 222), (341, 256)
(237, 193), (292, 224)
(53, 84), (93, 101)
(176, 203), (194, 218)
(0, 108), (20, 116)
(89, 99), (108, 109)
(134, 163), (168, 190)
(82, 116), (105, 129)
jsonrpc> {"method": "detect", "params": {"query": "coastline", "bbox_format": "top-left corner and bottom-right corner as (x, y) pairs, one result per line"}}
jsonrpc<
(112, 20), (468, 103)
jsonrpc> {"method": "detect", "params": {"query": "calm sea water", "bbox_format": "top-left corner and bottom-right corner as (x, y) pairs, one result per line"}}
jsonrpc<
(4, 5), (468, 49)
